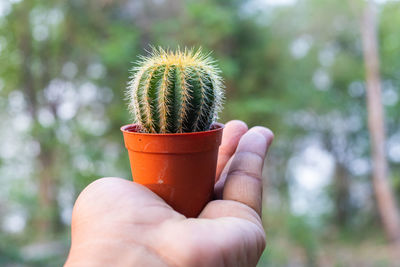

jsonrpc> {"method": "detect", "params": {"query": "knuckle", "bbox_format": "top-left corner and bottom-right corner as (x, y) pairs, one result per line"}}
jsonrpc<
(227, 169), (262, 181)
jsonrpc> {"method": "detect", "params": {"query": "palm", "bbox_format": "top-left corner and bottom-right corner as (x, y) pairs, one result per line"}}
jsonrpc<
(66, 121), (273, 267)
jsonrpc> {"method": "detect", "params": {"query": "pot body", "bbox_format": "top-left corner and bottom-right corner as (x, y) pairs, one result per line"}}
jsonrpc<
(121, 123), (224, 217)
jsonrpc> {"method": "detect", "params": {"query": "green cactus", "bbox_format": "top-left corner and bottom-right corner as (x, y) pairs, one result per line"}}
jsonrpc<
(127, 47), (224, 133)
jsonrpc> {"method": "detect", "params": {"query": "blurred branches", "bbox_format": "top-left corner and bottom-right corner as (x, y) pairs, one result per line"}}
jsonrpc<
(0, 0), (400, 265)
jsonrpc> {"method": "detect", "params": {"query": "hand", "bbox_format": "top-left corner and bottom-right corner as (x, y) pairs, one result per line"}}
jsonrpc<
(65, 120), (274, 267)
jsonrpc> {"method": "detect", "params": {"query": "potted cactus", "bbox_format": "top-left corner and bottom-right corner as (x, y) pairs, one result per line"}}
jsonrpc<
(121, 47), (224, 217)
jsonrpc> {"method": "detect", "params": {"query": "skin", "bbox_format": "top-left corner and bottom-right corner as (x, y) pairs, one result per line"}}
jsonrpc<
(65, 120), (274, 267)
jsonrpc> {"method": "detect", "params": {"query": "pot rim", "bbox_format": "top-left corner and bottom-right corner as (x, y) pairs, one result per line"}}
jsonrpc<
(120, 122), (224, 136)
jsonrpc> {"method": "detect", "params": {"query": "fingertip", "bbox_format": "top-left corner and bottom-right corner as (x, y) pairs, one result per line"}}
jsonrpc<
(249, 126), (274, 146)
(225, 120), (248, 132)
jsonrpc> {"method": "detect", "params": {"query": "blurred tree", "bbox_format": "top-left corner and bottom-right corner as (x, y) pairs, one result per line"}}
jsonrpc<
(361, 0), (400, 245)
(10, 0), (60, 237)
(1, 0), (400, 265)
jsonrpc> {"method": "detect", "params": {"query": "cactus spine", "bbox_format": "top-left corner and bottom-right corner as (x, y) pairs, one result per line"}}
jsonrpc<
(128, 47), (224, 133)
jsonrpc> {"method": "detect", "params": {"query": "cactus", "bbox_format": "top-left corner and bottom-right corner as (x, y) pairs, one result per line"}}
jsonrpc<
(127, 47), (224, 133)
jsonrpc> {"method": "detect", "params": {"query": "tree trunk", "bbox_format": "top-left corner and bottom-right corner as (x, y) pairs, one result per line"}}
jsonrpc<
(334, 162), (350, 227)
(17, 1), (59, 239)
(36, 150), (59, 237)
(361, 0), (400, 245)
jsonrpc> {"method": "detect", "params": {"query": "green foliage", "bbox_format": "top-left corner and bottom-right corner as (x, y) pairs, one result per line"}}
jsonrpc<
(128, 48), (224, 133)
(1, 0), (399, 265)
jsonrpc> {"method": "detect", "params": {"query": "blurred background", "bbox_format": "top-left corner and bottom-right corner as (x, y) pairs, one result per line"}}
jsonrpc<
(1, 0), (400, 265)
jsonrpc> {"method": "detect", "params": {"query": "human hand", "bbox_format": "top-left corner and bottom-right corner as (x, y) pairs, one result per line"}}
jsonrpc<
(65, 120), (274, 267)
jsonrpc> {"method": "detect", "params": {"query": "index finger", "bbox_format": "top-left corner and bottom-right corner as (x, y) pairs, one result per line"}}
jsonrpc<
(215, 120), (248, 181)
(222, 127), (274, 216)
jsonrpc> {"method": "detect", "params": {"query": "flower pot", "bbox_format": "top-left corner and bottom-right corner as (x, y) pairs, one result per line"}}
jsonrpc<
(121, 123), (224, 217)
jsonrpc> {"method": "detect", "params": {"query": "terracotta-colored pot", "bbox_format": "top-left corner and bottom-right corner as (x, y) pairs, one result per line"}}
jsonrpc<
(121, 123), (224, 217)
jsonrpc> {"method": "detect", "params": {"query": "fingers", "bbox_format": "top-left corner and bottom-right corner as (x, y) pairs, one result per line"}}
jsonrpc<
(199, 200), (264, 228)
(222, 127), (273, 216)
(216, 120), (248, 181)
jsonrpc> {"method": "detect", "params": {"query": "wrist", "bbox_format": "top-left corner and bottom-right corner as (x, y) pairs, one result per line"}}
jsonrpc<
(65, 240), (171, 266)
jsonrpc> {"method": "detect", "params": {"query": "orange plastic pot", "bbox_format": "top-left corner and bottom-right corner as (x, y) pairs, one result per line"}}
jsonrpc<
(121, 123), (224, 217)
